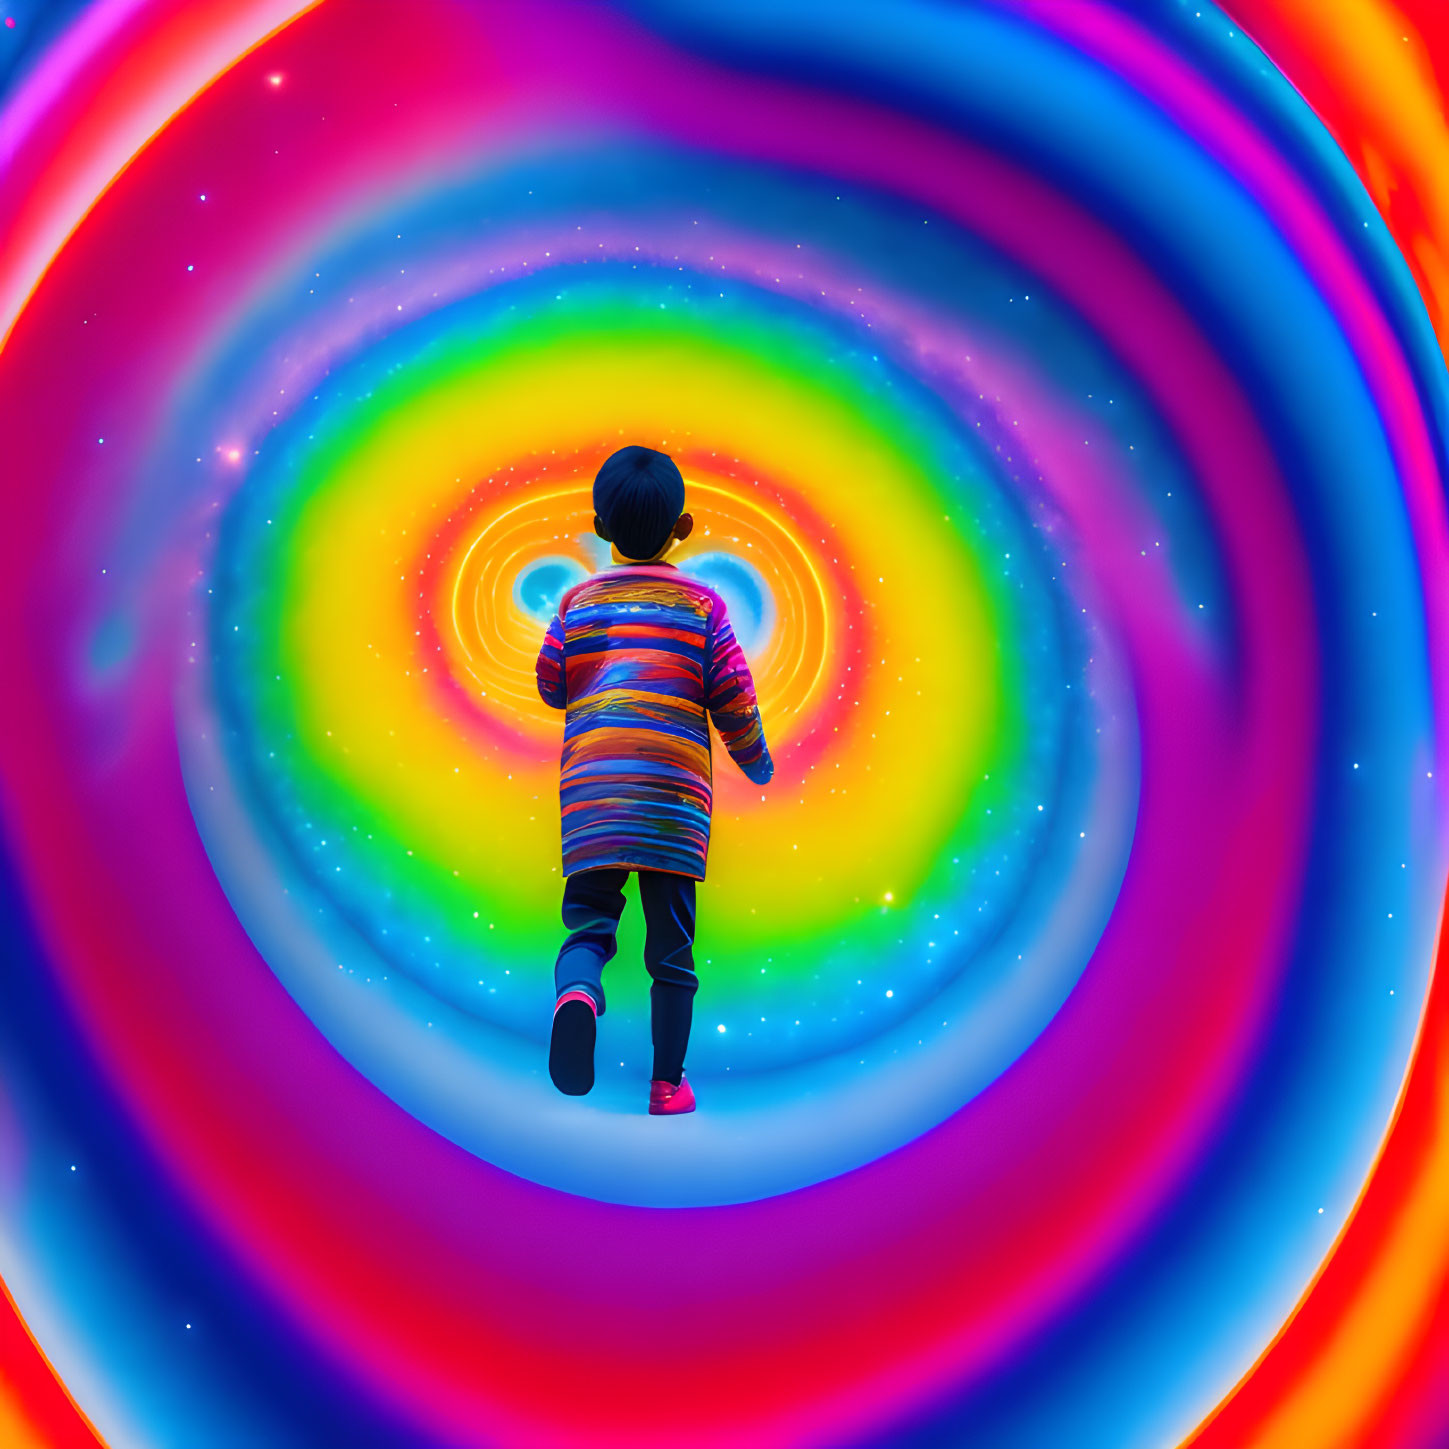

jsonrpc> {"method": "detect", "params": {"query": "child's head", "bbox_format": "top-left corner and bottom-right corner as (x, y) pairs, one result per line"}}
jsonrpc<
(593, 445), (693, 562)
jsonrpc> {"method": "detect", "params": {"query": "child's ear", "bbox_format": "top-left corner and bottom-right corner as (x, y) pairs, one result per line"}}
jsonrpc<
(593, 513), (611, 541)
(674, 512), (694, 541)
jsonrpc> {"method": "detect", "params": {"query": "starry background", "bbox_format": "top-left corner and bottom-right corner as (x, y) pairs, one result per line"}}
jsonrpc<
(1, 2), (1448, 1447)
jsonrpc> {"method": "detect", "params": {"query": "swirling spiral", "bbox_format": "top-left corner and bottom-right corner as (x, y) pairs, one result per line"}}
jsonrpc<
(1, 3), (1447, 1447)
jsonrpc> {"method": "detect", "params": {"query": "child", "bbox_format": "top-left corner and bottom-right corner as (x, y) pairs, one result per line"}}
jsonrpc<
(535, 445), (774, 1114)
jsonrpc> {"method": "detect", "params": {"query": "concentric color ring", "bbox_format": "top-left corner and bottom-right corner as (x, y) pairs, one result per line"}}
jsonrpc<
(1, 3), (1447, 1447)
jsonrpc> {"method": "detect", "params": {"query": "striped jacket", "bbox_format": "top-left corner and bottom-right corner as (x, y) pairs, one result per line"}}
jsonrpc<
(535, 561), (773, 879)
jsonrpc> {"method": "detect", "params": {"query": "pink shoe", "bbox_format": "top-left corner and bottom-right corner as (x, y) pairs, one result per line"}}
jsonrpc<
(550, 991), (597, 1096)
(649, 1074), (696, 1115)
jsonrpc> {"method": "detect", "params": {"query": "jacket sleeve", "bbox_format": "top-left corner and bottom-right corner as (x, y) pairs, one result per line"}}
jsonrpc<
(535, 612), (567, 710)
(704, 599), (773, 784)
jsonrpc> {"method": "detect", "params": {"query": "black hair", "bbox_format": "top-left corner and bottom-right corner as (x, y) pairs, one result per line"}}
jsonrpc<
(592, 445), (685, 560)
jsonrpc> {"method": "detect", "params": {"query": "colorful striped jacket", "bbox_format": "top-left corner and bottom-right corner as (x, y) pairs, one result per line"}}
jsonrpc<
(535, 561), (773, 879)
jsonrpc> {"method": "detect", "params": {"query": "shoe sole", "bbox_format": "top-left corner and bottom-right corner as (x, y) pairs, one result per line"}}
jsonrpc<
(549, 999), (596, 1095)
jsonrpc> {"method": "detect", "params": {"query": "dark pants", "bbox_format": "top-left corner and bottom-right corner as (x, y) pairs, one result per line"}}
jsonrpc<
(554, 867), (698, 1086)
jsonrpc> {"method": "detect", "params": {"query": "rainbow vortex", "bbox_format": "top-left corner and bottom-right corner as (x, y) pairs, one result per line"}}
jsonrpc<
(1, 3), (1448, 1448)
